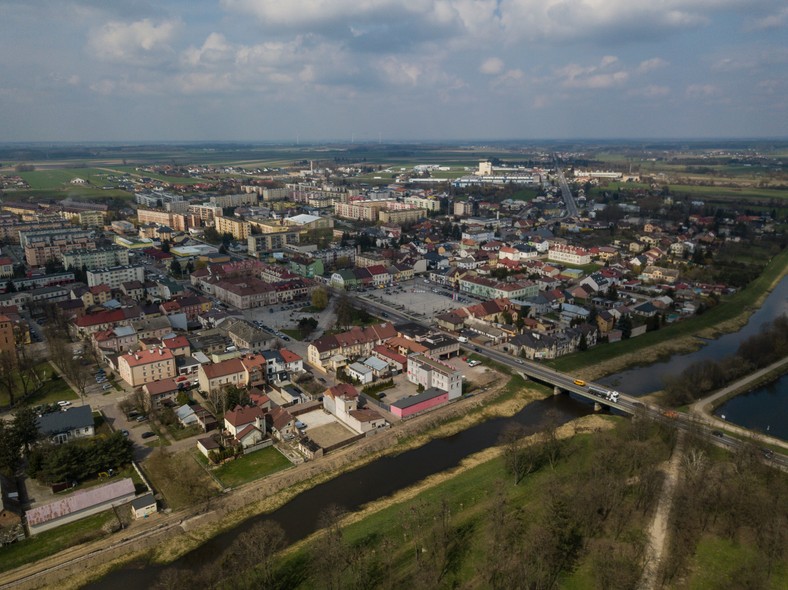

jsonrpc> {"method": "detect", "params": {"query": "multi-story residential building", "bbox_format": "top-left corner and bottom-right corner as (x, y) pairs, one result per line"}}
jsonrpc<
(136, 209), (191, 232)
(189, 204), (222, 224)
(458, 275), (538, 300)
(287, 183), (356, 204)
(198, 358), (246, 395)
(0, 218), (64, 243)
(334, 200), (394, 221)
(284, 214), (333, 232)
(209, 193), (258, 208)
(378, 208), (426, 224)
(307, 323), (397, 371)
(214, 216), (250, 241)
(117, 347), (176, 388)
(406, 354), (462, 400)
(311, 246), (357, 268)
(547, 244), (591, 266)
(20, 228), (96, 266)
(62, 247), (130, 271)
(288, 255), (324, 278)
(247, 230), (300, 257)
(453, 200), (474, 216)
(10, 272), (75, 291)
(403, 195), (441, 212)
(87, 265), (145, 290)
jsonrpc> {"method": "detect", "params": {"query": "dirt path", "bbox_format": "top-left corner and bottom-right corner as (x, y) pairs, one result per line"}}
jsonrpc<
(689, 357), (788, 452)
(639, 431), (685, 590)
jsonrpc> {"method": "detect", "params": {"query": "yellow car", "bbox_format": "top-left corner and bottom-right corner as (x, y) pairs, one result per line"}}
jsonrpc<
(573, 379), (586, 386)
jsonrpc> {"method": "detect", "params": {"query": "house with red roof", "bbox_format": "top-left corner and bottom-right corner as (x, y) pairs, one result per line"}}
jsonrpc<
(162, 334), (190, 357)
(197, 358), (246, 395)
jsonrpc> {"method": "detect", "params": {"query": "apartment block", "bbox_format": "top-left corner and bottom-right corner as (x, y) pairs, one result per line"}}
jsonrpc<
(214, 216), (250, 240)
(117, 347), (176, 388)
(20, 229), (96, 267)
(406, 353), (462, 400)
(62, 247), (130, 271)
(87, 265), (145, 289)
(247, 231), (300, 257)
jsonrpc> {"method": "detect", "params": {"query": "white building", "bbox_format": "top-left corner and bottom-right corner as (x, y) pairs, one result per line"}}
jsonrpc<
(87, 265), (145, 289)
(547, 244), (591, 266)
(406, 354), (462, 400)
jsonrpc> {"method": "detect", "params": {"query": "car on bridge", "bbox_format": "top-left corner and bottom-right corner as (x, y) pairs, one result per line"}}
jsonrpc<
(573, 379), (586, 386)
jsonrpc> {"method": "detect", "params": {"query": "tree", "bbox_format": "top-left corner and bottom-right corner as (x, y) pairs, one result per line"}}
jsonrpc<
(500, 423), (542, 485)
(335, 293), (354, 329)
(12, 407), (39, 455)
(311, 286), (329, 311)
(0, 351), (18, 407)
(618, 315), (633, 339)
(0, 420), (22, 475)
(170, 258), (182, 278)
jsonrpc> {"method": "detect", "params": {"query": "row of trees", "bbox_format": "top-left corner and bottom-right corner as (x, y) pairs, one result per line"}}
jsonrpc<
(27, 432), (133, 485)
(664, 314), (788, 406)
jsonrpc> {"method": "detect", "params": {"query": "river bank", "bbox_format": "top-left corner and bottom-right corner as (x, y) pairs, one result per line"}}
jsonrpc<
(2, 370), (548, 590)
(560, 248), (788, 383)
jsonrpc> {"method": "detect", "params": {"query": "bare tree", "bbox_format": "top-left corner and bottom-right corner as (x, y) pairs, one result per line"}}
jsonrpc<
(500, 423), (542, 485)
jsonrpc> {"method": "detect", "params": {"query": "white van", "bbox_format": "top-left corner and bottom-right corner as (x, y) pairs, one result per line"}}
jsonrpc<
(458, 336), (468, 343)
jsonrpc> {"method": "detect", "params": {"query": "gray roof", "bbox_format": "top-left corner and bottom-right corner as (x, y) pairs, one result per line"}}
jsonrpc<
(130, 493), (156, 510)
(391, 387), (445, 410)
(37, 405), (93, 436)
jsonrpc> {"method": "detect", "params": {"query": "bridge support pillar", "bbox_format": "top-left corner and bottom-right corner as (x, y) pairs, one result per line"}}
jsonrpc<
(553, 386), (563, 396)
(594, 402), (602, 412)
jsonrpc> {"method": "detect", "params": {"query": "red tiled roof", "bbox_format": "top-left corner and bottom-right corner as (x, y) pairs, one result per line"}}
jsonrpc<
(225, 404), (264, 428)
(202, 358), (245, 379)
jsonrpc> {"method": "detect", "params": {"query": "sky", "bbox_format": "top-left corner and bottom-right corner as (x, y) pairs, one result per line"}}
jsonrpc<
(1, 0), (786, 142)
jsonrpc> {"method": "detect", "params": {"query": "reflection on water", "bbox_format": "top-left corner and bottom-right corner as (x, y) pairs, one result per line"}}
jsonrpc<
(714, 374), (788, 441)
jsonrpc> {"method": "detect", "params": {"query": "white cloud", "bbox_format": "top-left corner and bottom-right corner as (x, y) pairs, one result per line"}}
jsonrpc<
(480, 57), (504, 75)
(746, 7), (788, 31)
(627, 85), (670, 98)
(636, 58), (669, 73)
(556, 56), (628, 89)
(87, 18), (179, 65)
(686, 83), (719, 98)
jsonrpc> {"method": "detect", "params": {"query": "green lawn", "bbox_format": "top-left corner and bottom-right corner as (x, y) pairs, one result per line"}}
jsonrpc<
(0, 366), (77, 408)
(280, 329), (303, 341)
(686, 536), (787, 590)
(213, 446), (292, 488)
(0, 510), (116, 574)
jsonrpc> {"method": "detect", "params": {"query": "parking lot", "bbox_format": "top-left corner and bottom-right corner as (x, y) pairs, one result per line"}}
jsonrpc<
(361, 279), (469, 322)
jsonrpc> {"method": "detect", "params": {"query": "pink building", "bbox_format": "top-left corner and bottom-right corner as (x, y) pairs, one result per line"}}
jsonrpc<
(389, 387), (448, 419)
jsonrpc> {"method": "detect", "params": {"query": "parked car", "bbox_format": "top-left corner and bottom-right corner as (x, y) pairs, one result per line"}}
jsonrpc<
(120, 430), (129, 437)
(136, 415), (148, 422)
(141, 431), (156, 439)
(57, 400), (72, 407)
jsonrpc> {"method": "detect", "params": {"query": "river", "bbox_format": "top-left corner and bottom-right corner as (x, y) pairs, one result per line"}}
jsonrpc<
(84, 395), (592, 589)
(599, 276), (788, 396)
(599, 275), (788, 438)
(714, 373), (788, 441)
(84, 276), (788, 588)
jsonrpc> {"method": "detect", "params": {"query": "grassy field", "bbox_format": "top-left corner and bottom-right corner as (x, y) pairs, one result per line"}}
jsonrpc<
(0, 367), (77, 408)
(685, 536), (786, 590)
(260, 417), (674, 590)
(213, 446), (292, 488)
(0, 510), (116, 574)
(550, 246), (788, 374)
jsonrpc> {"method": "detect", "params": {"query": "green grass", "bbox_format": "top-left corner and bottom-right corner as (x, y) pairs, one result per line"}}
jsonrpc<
(0, 510), (116, 574)
(280, 329), (303, 341)
(550, 247), (788, 373)
(686, 535), (787, 590)
(274, 424), (642, 590)
(1, 367), (78, 408)
(213, 446), (292, 488)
